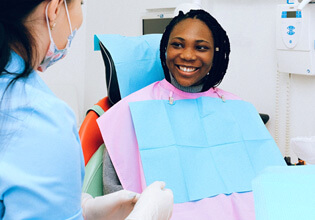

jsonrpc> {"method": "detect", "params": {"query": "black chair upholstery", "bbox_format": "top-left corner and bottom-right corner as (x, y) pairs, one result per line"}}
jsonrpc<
(259, 113), (270, 124)
(99, 41), (121, 106)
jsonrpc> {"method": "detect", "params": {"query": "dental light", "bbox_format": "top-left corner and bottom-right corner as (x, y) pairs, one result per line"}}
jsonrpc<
(174, 0), (203, 16)
(297, 0), (312, 11)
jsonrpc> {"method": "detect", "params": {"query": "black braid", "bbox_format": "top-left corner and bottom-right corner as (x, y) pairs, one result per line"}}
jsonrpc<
(160, 9), (230, 91)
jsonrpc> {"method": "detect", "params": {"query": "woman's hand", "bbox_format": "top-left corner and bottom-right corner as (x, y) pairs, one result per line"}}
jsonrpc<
(125, 181), (174, 220)
(82, 181), (173, 220)
(82, 190), (139, 220)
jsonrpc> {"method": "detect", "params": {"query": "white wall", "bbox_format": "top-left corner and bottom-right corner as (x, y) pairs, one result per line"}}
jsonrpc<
(43, 0), (315, 162)
(40, 3), (88, 127)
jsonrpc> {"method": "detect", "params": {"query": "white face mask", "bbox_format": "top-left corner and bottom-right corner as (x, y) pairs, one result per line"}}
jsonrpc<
(38, 0), (77, 72)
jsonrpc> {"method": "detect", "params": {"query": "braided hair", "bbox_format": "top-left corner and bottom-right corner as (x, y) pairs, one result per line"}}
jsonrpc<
(160, 9), (230, 91)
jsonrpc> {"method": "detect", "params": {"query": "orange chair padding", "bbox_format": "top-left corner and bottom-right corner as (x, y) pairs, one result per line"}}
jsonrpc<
(79, 97), (111, 165)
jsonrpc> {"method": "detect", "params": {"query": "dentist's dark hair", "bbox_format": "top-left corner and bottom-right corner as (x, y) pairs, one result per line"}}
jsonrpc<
(0, 0), (72, 100)
(0, 0), (44, 98)
(160, 9), (230, 91)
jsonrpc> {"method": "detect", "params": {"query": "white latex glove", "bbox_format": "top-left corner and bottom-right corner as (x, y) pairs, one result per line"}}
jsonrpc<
(125, 181), (174, 220)
(82, 190), (140, 220)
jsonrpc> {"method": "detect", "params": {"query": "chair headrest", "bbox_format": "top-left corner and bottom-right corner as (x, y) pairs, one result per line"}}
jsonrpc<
(94, 34), (165, 105)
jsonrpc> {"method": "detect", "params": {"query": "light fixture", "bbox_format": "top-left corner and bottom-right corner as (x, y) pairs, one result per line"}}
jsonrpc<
(174, 0), (203, 16)
(296, 0), (312, 10)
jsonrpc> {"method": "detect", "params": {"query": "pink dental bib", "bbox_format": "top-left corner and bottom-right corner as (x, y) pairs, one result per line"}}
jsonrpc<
(97, 79), (281, 219)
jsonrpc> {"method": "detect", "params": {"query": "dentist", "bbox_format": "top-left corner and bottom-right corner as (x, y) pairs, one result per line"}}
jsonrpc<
(0, 0), (173, 219)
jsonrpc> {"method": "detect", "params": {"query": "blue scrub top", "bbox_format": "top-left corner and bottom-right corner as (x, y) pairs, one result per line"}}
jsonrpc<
(0, 52), (85, 219)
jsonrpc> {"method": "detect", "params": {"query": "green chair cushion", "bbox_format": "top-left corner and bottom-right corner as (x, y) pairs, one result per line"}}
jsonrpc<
(82, 144), (105, 197)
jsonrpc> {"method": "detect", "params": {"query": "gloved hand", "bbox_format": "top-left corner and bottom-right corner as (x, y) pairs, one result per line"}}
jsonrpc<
(125, 181), (174, 220)
(81, 190), (140, 220)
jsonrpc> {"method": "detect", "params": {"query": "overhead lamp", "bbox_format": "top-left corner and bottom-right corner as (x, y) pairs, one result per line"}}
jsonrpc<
(174, 0), (203, 16)
(297, 0), (311, 10)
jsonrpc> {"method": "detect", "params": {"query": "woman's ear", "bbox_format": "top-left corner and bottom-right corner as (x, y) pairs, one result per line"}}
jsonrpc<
(47, 0), (64, 29)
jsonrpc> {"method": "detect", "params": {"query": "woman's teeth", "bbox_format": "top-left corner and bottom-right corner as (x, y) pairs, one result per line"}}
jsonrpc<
(179, 66), (197, 72)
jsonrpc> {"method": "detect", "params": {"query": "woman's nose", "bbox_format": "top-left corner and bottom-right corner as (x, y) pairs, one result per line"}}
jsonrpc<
(180, 47), (197, 61)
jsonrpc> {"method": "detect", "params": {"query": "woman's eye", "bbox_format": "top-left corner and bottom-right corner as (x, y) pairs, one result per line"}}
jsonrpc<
(171, 42), (183, 48)
(196, 45), (209, 51)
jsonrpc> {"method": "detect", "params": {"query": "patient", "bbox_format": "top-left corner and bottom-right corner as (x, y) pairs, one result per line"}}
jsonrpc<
(98, 9), (286, 219)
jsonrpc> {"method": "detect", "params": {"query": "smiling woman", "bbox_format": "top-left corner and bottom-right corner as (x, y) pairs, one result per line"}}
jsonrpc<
(160, 10), (230, 93)
(99, 9), (286, 220)
(166, 18), (214, 87)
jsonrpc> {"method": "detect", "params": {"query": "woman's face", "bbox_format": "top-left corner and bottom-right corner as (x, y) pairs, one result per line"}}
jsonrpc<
(166, 18), (214, 87)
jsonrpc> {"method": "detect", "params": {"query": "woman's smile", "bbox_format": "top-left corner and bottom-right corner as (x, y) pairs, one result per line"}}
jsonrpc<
(177, 65), (199, 73)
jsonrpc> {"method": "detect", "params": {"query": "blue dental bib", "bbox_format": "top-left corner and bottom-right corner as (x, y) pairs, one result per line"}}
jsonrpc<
(129, 97), (285, 203)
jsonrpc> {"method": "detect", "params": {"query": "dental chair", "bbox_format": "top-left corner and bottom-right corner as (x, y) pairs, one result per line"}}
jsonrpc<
(79, 97), (110, 197)
(79, 34), (163, 197)
(79, 41), (120, 197)
(79, 34), (271, 197)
